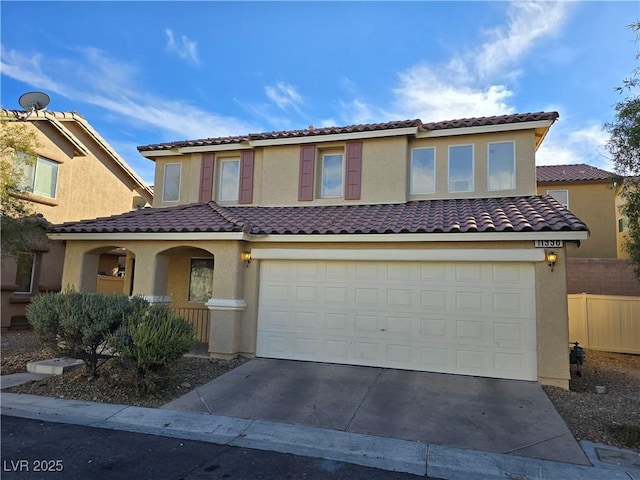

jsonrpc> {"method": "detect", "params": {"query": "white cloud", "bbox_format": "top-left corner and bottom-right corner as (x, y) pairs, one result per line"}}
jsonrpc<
(265, 82), (303, 111)
(165, 29), (199, 66)
(340, 1), (570, 125)
(392, 66), (515, 121)
(474, 1), (569, 80)
(0, 46), (256, 140)
(537, 122), (612, 170)
(337, 99), (377, 125)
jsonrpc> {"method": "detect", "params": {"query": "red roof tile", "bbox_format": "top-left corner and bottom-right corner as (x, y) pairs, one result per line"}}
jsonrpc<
(137, 112), (558, 152)
(536, 164), (614, 183)
(52, 196), (587, 236)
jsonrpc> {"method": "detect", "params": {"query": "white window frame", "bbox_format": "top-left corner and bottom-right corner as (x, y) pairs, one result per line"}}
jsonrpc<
(448, 144), (474, 193)
(218, 158), (240, 202)
(547, 189), (569, 209)
(410, 147), (436, 195)
(18, 154), (59, 199)
(487, 141), (516, 191)
(320, 153), (344, 198)
(162, 163), (182, 202)
(618, 217), (629, 233)
(188, 257), (214, 303)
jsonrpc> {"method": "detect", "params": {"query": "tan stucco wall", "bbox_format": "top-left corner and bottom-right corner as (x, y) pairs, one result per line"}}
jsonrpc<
(534, 248), (570, 387)
(538, 181), (617, 258)
(61, 239), (243, 301)
(59, 237), (570, 387)
(150, 129), (540, 208)
(409, 129), (537, 200)
(1, 241), (66, 330)
(13, 121), (151, 224)
(1, 119), (153, 328)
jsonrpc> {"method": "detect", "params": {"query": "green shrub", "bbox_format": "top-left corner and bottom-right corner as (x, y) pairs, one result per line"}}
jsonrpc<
(108, 306), (195, 393)
(26, 289), (149, 378)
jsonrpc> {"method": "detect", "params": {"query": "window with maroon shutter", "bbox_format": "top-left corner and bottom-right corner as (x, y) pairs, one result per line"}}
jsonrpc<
(344, 141), (362, 200)
(238, 150), (255, 204)
(298, 145), (316, 201)
(199, 153), (215, 202)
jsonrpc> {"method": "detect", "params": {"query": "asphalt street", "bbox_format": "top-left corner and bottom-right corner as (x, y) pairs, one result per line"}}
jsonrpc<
(0, 416), (423, 480)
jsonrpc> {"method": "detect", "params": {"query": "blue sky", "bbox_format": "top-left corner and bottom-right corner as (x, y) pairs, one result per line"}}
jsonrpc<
(1, 1), (638, 185)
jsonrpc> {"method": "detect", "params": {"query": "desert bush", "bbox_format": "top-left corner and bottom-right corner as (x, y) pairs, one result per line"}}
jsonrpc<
(108, 306), (195, 393)
(26, 289), (149, 377)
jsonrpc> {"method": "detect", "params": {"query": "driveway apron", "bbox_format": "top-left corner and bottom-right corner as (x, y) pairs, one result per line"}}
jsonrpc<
(162, 358), (589, 465)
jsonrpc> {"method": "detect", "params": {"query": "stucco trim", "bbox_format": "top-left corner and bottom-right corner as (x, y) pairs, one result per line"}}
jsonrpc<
(141, 295), (172, 305)
(251, 231), (589, 243)
(49, 232), (249, 241)
(251, 248), (545, 262)
(206, 298), (247, 311)
(50, 230), (588, 243)
(250, 127), (419, 147)
(415, 120), (554, 139)
(180, 144), (253, 154)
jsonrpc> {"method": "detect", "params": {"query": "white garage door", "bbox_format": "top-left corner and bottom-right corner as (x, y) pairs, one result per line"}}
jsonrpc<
(257, 260), (537, 380)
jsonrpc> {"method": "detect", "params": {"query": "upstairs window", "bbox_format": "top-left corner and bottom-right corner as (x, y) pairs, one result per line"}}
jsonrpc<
(219, 158), (240, 201)
(162, 163), (181, 202)
(321, 153), (344, 198)
(448, 145), (474, 193)
(488, 141), (515, 191)
(410, 148), (436, 195)
(17, 153), (59, 199)
(618, 217), (629, 233)
(189, 257), (214, 302)
(547, 189), (569, 208)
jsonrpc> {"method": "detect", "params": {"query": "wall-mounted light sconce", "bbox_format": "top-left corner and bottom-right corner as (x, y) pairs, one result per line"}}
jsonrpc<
(546, 251), (558, 272)
(241, 252), (252, 267)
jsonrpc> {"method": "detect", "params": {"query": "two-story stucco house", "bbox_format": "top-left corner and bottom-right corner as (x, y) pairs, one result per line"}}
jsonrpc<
(51, 112), (588, 388)
(0, 109), (153, 331)
(536, 164), (618, 258)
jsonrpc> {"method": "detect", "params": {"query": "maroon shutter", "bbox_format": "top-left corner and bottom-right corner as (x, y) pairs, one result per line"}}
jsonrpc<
(298, 145), (316, 201)
(344, 141), (362, 200)
(199, 153), (215, 202)
(238, 150), (255, 204)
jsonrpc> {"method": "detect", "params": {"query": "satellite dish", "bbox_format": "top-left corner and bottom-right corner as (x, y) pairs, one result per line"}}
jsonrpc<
(18, 91), (50, 112)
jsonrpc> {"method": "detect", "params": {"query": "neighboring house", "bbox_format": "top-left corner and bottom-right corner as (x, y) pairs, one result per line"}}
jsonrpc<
(52, 112), (588, 389)
(0, 109), (153, 331)
(536, 164), (620, 258)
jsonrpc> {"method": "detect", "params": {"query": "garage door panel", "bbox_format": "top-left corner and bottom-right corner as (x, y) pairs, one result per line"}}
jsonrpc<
(257, 260), (537, 381)
(355, 287), (380, 307)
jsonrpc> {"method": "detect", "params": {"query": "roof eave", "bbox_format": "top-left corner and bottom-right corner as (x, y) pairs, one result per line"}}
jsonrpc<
(49, 229), (589, 243)
(416, 119), (556, 142)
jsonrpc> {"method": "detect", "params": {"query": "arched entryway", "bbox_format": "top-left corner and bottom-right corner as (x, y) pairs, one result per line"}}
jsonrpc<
(156, 246), (215, 343)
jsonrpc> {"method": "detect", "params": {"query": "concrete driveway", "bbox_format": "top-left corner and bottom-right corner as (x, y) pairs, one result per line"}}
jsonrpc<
(163, 358), (589, 465)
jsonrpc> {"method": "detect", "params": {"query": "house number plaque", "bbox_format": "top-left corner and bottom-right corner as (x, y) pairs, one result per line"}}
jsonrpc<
(534, 240), (564, 248)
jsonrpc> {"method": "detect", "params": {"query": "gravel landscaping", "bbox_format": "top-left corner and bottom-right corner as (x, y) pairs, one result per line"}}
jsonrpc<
(1, 330), (247, 407)
(2, 330), (639, 451)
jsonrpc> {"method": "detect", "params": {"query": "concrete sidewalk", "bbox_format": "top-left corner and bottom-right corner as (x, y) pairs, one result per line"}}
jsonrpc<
(1, 391), (638, 479)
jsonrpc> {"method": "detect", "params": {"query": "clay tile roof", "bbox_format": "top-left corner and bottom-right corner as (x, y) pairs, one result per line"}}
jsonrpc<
(52, 203), (243, 234)
(137, 112), (558, 152)
(422, 111), (558, 131)
(52, 196), (587, 236)
(536, 164), (614, 183)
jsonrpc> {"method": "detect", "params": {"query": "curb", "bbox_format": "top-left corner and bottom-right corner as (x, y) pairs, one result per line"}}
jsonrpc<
(2, 392), (639, 479)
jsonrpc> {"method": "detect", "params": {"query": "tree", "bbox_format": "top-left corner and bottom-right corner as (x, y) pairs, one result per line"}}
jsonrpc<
(0, 119), (49, 259)
(605, 21), (640, 279)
